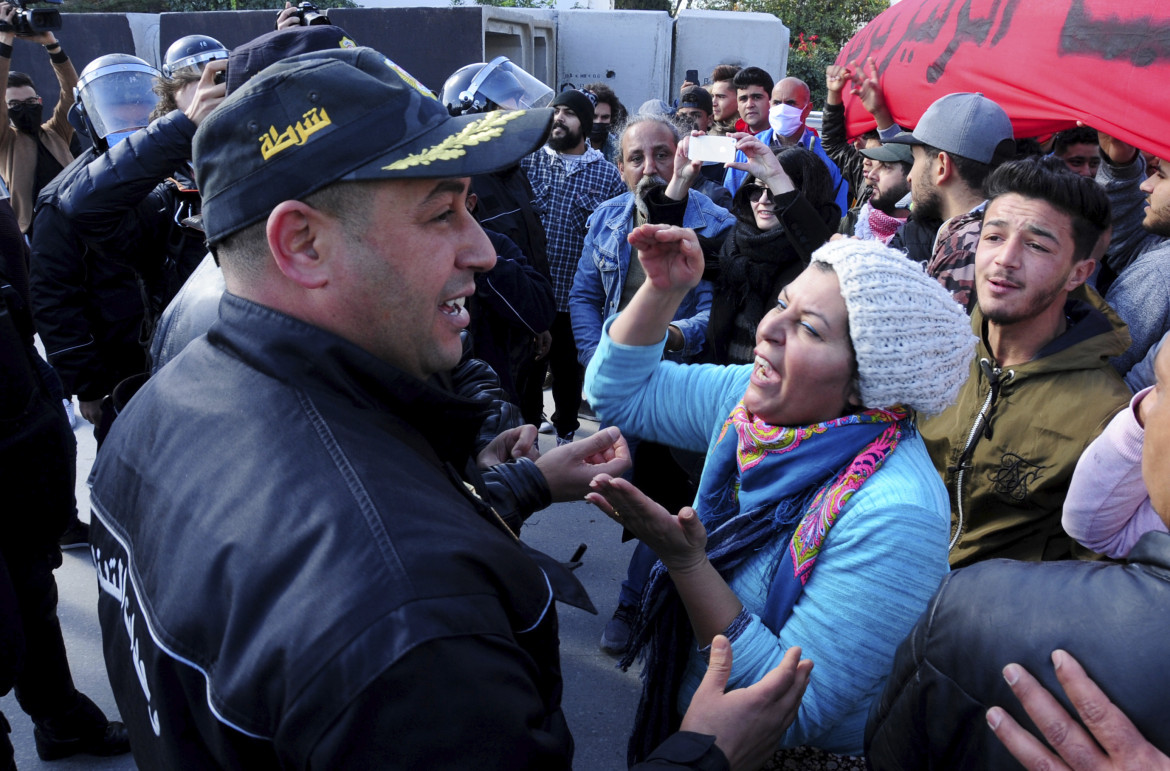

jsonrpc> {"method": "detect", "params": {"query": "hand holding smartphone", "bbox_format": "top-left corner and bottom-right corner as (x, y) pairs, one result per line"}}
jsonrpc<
(688, 135), (736, 164)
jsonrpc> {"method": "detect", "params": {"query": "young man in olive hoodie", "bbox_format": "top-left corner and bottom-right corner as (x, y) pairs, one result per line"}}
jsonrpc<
(920, 157), (1132, 568)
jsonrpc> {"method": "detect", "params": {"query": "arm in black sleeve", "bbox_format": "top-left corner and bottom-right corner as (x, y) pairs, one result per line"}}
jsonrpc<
(449, 352), (523, 453)
(28, 204), (105, 398)
(698, 232), (730, 283)
(448, 352), (552, 531)
(821, 102), (867, 205)
(645, 187), (689, 227)
(57, 110), (196, 251)
(305, 635), (574, 769)
(478, 230), (556, 335)
(634, 732), (731, 771)
(774, 191), (834, 261)
(482, 456), (553, 533)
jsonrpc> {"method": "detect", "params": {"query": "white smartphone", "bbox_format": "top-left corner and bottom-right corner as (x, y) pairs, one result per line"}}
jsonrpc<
(688, 135), (736, 164)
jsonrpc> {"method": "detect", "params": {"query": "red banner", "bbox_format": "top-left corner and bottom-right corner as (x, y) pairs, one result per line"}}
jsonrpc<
(836, 0), (1170, 160)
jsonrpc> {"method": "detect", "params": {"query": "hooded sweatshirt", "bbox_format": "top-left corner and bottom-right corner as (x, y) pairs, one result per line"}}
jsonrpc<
(920, 285), (1132, 568)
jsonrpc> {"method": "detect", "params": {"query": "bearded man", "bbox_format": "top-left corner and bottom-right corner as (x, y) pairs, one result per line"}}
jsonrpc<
(569, 112), (732, 655)
(521, 89), (624, 444)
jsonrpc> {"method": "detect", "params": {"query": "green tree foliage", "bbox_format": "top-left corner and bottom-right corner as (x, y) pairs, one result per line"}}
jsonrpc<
(696, 0), (887, 104)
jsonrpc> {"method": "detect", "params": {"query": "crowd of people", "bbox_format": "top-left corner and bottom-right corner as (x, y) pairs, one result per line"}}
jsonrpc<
(2, 5), (1169, 770)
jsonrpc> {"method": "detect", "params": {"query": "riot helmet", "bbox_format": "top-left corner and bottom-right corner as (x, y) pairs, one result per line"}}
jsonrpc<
(72, 54), (160, 152)
(161, 34), (228, 80)
(439, 56), (553, 116)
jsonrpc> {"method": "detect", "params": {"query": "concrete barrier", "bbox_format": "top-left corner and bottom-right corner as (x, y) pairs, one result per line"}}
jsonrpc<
(557, 9), (672, 113)
(4, 7), (787, 131)
(672, 9), (788, 94)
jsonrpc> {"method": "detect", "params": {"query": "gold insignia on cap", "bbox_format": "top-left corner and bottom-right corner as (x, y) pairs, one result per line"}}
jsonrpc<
(259, 107), (333, 161)
(338, 36), (356, 48)
(384, 58), (433, 100)
(383, 110), (527, 171)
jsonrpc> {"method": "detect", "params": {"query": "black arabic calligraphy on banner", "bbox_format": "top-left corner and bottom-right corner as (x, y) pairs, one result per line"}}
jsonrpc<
(839, 0), (1170, 85)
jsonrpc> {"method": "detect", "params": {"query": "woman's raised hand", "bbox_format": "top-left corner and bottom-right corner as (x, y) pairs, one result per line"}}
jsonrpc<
(726, 133), (795, 195)
(587, 473), (708, 572)
(628, 224), (705, 295)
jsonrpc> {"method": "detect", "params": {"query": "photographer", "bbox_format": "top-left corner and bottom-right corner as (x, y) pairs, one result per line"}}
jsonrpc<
(0, 0), (75, 234)
(276, 0), (330, 28)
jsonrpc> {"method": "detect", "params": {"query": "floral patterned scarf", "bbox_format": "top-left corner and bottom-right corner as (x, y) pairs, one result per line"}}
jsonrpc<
(621, 400), (911, 765)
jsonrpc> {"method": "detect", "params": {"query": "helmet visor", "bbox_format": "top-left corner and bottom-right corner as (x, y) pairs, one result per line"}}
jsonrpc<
(77, 66), (158, 139)
(477, 59), (553, 111)
(164, 49), (228, 80)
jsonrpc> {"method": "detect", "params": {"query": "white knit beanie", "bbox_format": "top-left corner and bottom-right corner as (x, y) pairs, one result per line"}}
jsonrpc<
(810, 239), (975, 417)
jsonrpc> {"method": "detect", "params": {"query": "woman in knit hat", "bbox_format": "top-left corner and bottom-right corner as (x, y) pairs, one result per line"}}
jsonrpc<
(583, 231), (974, 769)
(706, 142), (840, 365)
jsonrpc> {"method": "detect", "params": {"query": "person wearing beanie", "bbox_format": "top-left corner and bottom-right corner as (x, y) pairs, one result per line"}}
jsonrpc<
(522, 89), (624, 445)
(918, 157), (1132, 569)
(582, 223), (975, 767)
(550, 88), (594, 141)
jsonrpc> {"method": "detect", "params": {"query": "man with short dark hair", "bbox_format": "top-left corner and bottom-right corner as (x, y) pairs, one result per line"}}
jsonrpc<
(89, 48), (811, 770)
(707, 63), (740, 136)
(919, 157), (1131, 568)
(522, 89), (625, 445)
(0, 3), (75, 234)
(887, 92), (1015, 311)
(731, 65), (771, 135)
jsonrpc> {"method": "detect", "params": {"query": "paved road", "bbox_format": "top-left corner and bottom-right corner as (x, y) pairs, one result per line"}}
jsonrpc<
(2, 400), (643, 770)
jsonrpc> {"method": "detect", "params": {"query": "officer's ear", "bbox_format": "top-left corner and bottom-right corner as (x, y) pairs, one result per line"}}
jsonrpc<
(266, 199), (336, 289)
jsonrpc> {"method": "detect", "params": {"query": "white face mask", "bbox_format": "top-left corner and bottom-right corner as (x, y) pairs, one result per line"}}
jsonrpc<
(768, 102), (805, 137)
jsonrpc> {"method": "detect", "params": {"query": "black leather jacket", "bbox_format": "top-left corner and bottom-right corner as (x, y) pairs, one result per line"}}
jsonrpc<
(90, 293), (593, 769)
(148, 254), (552, 535)
(866, 531), (1170, 770)
(57, 110), (206, 348)
(90, 292), (732, 769)
(28, 149), (147, 401)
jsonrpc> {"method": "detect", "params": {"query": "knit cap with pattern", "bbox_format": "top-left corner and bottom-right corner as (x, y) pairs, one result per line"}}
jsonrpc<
(811, 238), (975, 416)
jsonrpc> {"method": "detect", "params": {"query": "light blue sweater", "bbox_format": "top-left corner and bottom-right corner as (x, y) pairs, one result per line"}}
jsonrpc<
(584, 319), (951, 755)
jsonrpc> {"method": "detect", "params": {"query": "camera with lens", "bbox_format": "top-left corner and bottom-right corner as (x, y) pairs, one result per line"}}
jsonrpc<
(292, 2), (331, 26)
(0, 0), (63, 37)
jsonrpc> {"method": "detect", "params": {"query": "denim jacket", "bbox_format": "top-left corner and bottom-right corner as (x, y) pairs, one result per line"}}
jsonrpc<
(569, 189), (733, 366)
